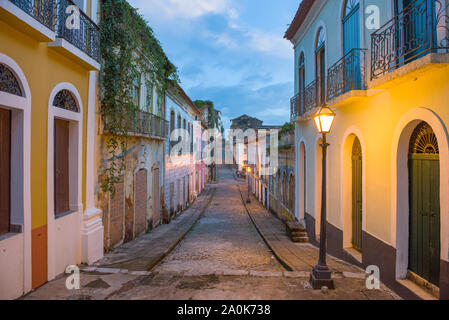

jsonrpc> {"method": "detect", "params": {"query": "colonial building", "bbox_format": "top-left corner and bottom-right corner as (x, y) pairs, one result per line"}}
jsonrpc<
(98, 3), (170, 250)
(0, 0), (103, 299)
(286, 0), (449, 299)
(165, 86), (205, 219)
(269, 127), (296, 223)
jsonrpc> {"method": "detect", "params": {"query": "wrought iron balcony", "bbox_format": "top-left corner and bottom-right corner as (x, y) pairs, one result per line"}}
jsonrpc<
(304, 80), (317, 114)
(290, 92), (303, 122)
(8, 0), (55, 31)
(103, 111), (169, 139)
(327, 48), (367, 101)
(291, 81), (319, 119)
(371, 0), (449, 79)
(55, 0), (100, 62)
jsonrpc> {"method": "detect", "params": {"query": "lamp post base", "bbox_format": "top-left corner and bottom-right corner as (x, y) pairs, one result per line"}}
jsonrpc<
(310, 265), (335, 290)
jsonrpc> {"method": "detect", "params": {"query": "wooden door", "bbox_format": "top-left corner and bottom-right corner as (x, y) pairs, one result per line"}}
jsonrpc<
(352, 138), (363, 251)
(408, 122), (440, 286)
(0, 108), (11, 235)
(54, 119), (70, 216)
(409, 155), (440, 285)
(153, 168), (160, 226)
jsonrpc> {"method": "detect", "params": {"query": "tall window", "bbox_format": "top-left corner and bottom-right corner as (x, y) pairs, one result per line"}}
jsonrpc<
(132, 74), (141, 108)
(177, 115), (182, 155)
(145, 81), (153, 113)
(52, 90), (80, 217)
(0, 108), (11, 235)
(298, 52), (305, 112)
(315, 28), (326, 107)
(343, 0), (360, 55)
(157, 93), (164, 118)
(170, 110), (175, 151)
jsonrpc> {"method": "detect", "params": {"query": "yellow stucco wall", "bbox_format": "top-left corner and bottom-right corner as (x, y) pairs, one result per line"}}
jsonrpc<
(298, 62), (449, 245)
(0, 20), (91, 230)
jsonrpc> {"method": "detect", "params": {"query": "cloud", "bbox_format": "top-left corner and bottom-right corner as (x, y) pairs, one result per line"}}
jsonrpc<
(132, 0), (237, 20)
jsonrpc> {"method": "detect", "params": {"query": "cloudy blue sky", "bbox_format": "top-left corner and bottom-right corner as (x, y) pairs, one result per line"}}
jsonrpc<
(128, 0), (299, 128)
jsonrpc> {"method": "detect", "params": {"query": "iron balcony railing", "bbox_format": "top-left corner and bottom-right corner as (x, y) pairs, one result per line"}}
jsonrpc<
(8, 0), (55, 31)
(290, 80), (319, 119)
(371, 0), (449, 79)
(327, 48), (368, 101)
(103, 111), (169, 139)
(304, 80), (317, 114)
(55, 0), (100, 62)
(290, 92), (303, 121)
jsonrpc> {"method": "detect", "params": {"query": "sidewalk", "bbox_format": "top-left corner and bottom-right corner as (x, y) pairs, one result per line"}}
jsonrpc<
(236, 183), (400, 299)
(90, 187), (216, 272)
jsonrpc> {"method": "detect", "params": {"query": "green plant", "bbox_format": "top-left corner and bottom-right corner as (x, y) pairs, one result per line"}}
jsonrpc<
(99, 0), (179, 195)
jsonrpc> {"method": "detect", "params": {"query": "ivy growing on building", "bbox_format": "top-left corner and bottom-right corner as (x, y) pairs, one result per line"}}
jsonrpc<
(99, 0), (179, 195)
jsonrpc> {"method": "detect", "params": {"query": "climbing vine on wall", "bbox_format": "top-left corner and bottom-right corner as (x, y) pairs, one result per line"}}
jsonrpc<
(99, 0), (179, 195)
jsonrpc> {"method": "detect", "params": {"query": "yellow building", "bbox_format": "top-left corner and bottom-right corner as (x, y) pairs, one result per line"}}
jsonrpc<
(0, 0), (103, 299)
(287, 0), (449, 299)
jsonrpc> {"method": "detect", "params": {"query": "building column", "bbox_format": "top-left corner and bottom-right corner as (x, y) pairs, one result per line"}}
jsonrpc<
(82, 71), (104, 265)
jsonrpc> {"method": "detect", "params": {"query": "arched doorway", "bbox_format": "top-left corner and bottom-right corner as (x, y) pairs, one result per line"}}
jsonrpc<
(134, 168), (148, 237)
(153, 167), (160, 227)
(283, 171), (287, 205)
(299, 142), (306, 220)
(408, 121), (440, 286)
(351, 137), (362, 251)
(289, 174), (294, 211)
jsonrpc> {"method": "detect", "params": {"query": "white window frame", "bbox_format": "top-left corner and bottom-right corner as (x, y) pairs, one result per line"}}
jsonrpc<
(46, 82), (83, 280)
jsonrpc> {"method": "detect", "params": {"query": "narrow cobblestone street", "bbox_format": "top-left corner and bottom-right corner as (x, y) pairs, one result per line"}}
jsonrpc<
(22, 167), (399, 300)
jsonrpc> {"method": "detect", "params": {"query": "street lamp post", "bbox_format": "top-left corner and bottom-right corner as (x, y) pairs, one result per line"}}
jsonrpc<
(246, 167), (251, 203)
(310, 105), (336, 290)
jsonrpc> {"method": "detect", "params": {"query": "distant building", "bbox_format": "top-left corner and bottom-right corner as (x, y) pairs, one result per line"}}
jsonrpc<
(165, 86), (207, 219)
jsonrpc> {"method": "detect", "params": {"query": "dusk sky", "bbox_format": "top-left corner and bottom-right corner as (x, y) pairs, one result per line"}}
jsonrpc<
(128, 0), (299, 129)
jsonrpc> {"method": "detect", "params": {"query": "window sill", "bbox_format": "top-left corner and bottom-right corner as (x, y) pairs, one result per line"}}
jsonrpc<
(55, 210), (78, 220)
(0, 225), (23, 242)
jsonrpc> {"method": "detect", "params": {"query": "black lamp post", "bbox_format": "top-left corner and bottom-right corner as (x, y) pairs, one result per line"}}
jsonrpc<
(310, 105), (336, 290)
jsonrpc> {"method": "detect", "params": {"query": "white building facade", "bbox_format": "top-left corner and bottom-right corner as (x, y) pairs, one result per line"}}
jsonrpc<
(287, 0), (449, 299)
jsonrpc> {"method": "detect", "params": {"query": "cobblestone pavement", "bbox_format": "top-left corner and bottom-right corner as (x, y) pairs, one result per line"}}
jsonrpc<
(22, 167), (400, 300)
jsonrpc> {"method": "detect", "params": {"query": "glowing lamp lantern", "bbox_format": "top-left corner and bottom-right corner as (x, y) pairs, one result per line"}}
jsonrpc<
(314, 105), (336, 134)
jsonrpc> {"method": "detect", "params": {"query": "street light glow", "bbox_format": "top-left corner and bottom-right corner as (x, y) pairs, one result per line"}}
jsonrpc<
(314, 105), (336, 134)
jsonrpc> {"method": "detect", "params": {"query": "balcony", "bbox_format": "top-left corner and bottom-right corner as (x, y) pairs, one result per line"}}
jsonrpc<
(371, 0), (449, 83)
(290, 80), (319, 120)
(0, 0), (55, 41)
(49, 0), (100, 70)
(290, 92), (302, 122)
(303, 80), (317, 114)
(327, 48), (367, 102)
(103, 111), (169, 140)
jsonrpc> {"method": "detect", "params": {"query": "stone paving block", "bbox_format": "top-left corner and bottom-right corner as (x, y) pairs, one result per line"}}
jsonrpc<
(80, 267), (97, 272)
(342, 272), (367, 279)
(222, 270), (249, 276)
(129, 271), (150, 276)
(249, 271), (283, 277)
(95, 268), (122, 274)
(283, 271), (310, 278)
